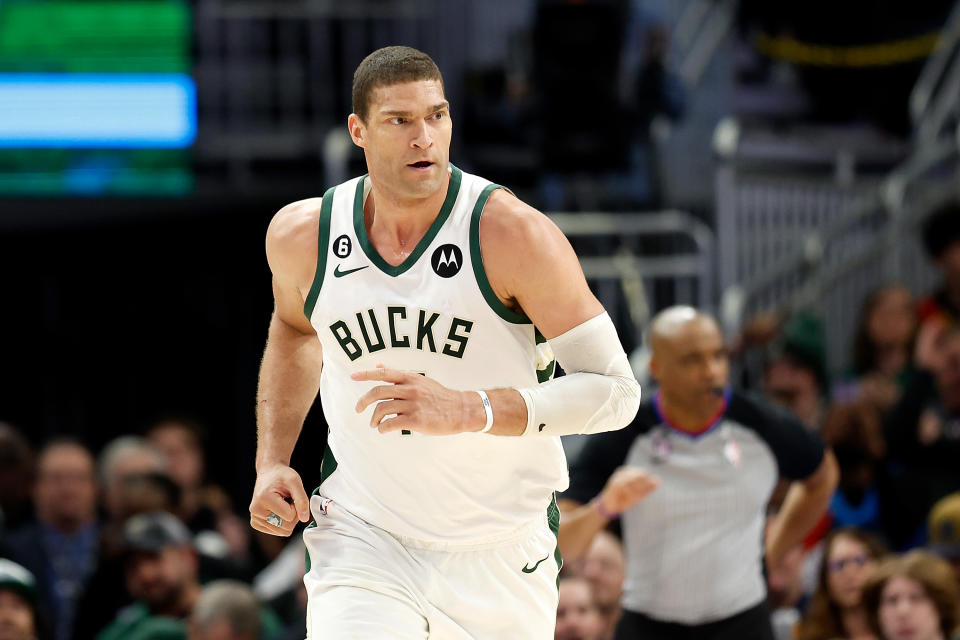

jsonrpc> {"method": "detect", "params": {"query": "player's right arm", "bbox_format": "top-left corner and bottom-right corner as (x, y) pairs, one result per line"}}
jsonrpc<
(249, 199), (325, 537)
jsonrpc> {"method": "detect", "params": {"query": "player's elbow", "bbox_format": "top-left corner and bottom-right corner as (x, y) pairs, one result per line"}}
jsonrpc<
(581, 373), (641, 435)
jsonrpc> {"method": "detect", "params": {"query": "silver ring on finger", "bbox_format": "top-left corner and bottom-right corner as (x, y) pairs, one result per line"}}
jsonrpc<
(266, 512), (283, 528)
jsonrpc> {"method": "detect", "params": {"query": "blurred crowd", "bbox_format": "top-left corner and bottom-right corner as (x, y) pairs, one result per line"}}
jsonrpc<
(0, 419), (308, 640)
(2, 210), (960, 639)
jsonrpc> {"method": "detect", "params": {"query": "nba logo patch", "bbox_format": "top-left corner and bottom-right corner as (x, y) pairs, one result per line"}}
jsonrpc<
(319, 498), (334, 516)
(723, 439), (742, 468)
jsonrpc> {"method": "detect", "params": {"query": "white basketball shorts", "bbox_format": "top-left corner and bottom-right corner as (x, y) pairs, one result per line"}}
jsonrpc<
(303, 492), (561, 639)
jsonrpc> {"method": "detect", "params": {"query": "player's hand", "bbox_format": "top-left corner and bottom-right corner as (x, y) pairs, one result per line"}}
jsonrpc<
(597, 466), (660, 516)
(352, 365), (475, 435)
(249, 463), (311, 537)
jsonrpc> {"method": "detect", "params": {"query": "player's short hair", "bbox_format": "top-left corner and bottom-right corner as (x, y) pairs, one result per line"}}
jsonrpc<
(352, 46), (443, 123)
(922, 199), (960, 259)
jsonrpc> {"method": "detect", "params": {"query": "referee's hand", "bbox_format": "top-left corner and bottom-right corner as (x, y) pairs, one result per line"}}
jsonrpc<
(249, 463), (311, 537)
(598, 466), (660, 516)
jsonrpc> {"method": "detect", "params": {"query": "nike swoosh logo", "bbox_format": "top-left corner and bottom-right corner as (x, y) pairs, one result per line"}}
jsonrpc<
(521, 555), (550, 574)
(334, 265), (369, 278)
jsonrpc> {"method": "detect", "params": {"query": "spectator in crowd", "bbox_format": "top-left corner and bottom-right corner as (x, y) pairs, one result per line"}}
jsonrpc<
(578, 531), (626, 640)
(820, 403), (887, 534)
(884, 327), (960, 548)
(927, 492), (960, 584)
(72, 472), (181, 640)
(145, 419), (249, 565)
(556, 576), (607, 640)
(918, 200), (960, 332)
(96, 511), (201, 640)
(837, 285), (916, 411)
(559, 306), (838, 639)
(187, 581), (260, 640)
(0, 424), (35, 534)
(98, 437), (167, 522)
(797, 527), (887, 640)
(0, 558), (47, 640)
(862, 550), (959, 640)
(4, 439), (99, 640)
(764, 313), (830, 430)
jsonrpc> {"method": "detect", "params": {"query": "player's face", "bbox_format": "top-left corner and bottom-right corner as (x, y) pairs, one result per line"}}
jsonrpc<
(878, 576), (942, 640)
(350, 79), (452, 202)
(653, 318), (729, 409)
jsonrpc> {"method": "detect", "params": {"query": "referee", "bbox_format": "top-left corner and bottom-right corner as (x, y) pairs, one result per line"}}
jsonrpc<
(558, 306), (838, 640)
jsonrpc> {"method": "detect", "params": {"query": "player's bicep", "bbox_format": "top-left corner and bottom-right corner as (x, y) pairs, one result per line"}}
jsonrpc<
(481, 195), (603, 339)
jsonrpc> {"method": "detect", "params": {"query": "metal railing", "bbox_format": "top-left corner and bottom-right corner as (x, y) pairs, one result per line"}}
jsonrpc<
(549, 211), (715, 355)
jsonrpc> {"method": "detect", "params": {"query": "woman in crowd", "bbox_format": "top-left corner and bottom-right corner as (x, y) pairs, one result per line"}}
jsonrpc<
(838, 285), (916, 411)
(862, 550), (959, 640)
(797, 527), (888, 640)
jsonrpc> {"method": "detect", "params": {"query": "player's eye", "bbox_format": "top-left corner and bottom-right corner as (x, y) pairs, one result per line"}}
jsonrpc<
(432, 111), (445, 120)
(390, 117), (405, 125)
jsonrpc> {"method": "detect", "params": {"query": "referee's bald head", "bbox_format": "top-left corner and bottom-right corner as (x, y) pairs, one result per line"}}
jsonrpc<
(649, 306), (720, 353)
(649, 306), (728, 400)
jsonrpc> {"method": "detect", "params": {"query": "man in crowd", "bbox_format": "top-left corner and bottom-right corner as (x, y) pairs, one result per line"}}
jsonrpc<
(187, 581), (261, 640)
(578, 531), (626, 639)
(96, 511), (200, 640)
(556, 576), (607, 640)
(0, 559), (43, 640)
(559, 306), (837, 639)
(4, 439), (98, 640)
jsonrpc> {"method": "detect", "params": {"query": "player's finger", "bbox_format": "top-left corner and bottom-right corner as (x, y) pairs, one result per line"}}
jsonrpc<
(290, 477), (311, 523)
(377, 414), (410, 434)
(371, 400), (409, 427)
(351, 367), (414, 384)
(258, 490), (298, 523)
(250, 516), (280, 536)
(355, 383), (407, 413)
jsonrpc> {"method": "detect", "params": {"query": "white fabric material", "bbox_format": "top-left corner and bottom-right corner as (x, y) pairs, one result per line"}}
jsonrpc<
(304, 494), (559, 640)
(518, 312), (641, 436)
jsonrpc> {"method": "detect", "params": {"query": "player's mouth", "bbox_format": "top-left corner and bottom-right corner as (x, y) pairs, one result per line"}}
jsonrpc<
(407, 160), (434, 171)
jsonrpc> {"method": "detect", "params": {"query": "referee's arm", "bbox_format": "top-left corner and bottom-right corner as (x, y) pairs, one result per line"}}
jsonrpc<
(557, 467), (659, 561)
(765, 449), (838, 567)
(557, 424), (656, 562)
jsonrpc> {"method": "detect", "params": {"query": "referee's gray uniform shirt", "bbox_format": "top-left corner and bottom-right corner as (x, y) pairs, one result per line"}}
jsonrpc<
(563, 391), (824, 625)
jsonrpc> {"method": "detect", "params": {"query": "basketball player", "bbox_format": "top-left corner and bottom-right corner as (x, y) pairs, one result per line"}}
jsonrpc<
(248, 46), (642, 639)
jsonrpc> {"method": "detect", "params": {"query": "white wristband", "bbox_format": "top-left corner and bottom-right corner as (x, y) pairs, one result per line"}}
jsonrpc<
(476, 390), (494, 433)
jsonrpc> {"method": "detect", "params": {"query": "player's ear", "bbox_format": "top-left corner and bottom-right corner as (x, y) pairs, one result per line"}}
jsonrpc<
(347, 113), (366, 148)
(648, 356), (660, 381)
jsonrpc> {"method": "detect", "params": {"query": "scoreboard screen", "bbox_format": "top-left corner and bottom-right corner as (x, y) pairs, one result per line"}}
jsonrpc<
(0, 1), (195, 195)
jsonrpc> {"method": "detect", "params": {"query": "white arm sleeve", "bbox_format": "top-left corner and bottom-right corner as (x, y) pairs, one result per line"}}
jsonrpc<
(517, 312), (641, 436)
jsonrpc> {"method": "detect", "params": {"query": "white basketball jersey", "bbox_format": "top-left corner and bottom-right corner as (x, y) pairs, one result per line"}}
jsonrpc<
(304, 165), (568, 545)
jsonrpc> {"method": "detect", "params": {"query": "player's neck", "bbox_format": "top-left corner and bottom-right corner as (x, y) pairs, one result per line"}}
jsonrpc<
(364, 173), (450, 265)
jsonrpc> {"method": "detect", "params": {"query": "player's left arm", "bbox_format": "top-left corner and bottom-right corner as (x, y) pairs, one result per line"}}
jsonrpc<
(353, 189), (642, 436)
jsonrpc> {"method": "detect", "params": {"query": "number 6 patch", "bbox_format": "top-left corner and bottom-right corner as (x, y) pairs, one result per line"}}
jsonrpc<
(333, 234), (352, 258)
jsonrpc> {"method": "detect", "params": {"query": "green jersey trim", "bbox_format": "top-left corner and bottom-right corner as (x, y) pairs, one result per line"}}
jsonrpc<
(548, 494), (563, 588)
(305, 437), (338, 574)
(353, 165), (463, 277)
(303, 186), (336, 321)
(469, 184), (531, 324)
